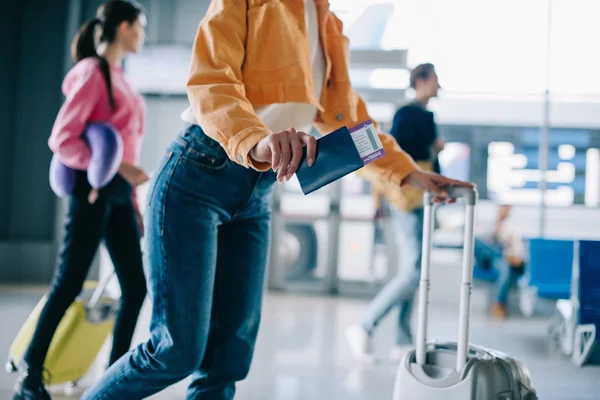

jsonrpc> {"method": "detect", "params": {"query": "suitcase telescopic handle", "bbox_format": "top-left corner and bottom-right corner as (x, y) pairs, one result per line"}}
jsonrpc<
(87, 271), (116, 310)
(415, 186), (478, 371)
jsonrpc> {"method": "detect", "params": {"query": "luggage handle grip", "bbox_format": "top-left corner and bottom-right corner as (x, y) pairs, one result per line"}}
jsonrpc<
(424, 186), (477, 206)
(415, 186), (478, 371)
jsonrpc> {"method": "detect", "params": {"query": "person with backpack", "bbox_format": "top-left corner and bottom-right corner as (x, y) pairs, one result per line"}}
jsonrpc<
(13, 2), (149, 399)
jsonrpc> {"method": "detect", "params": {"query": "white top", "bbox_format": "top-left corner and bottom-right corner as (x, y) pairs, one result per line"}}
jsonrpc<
(479, 218), (525, 260)
(181, 0), (325, 135)
(497, 222), (525, 260)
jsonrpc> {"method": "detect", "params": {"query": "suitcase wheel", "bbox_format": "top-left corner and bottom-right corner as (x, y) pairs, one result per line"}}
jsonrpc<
(5, 359), (17, 374)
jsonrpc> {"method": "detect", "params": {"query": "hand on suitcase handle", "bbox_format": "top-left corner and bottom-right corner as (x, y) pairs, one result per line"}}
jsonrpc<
(443, 186), (478, 205)
(403, 170), (476, 205)
(423, 186), (478, 206)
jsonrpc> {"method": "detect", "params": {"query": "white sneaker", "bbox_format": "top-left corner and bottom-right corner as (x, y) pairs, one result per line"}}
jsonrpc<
(346, 324), (376, 364)
(390, 344), (412, 363)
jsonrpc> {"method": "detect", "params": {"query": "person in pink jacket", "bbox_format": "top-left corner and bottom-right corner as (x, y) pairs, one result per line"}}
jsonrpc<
(13, 2), (149, 399)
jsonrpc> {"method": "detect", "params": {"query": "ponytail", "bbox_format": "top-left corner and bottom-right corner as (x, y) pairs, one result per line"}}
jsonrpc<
(71, 17), (101, 62)
(70, 17), (116, 110)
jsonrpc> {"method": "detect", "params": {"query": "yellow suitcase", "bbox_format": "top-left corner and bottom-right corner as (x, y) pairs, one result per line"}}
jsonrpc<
(5, 273), (118, 386)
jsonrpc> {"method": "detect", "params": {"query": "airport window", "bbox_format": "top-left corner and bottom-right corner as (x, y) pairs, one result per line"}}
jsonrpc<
(547, 0), (600, 95)
(331, 0), (600, 97)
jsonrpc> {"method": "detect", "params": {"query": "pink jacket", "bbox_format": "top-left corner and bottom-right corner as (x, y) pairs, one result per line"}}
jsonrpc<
(48, 58), (146, 208)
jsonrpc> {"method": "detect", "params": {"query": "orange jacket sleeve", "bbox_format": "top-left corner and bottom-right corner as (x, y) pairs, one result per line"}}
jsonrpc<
(353, 94), (419, 186)
(186, 0), (271, 171)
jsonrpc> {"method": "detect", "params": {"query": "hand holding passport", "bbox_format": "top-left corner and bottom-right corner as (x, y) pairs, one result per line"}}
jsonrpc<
(295, 120), (386, 195)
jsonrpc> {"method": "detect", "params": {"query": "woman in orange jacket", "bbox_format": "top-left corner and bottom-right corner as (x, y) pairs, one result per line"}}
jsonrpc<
(84, 1), (472, 398)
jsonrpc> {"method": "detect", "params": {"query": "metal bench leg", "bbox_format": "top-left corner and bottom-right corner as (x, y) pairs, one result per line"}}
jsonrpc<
(572, 324), (596, 367)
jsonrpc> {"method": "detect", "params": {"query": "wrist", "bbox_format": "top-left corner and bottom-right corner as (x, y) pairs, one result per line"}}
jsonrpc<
(400, 168), (422, 187)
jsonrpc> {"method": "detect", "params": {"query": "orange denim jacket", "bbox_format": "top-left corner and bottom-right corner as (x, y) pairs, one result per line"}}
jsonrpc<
(186, 0), (418, 186)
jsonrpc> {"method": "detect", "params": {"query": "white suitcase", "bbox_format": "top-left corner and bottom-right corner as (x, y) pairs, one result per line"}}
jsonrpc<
(393, 187), (538, 400)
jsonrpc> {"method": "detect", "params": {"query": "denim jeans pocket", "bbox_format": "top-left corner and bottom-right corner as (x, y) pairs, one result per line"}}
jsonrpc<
(180, 126), (229, 171)
(181, 145), (229, 171)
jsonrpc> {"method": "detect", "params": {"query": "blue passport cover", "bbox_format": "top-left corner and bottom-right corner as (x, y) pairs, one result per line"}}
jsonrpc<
(295, 125), (365, 195)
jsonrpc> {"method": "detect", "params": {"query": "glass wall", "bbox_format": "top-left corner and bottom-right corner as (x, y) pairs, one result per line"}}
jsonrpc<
(330, 0), (600, 211)
(331, 0), (600, 97)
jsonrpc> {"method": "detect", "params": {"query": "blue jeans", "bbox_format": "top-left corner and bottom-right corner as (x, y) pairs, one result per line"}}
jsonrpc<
(473, 237), (503, 268)
(361, 208), (424, 345)
(496, 260), (522, 305)
(82, 124), (276, 400)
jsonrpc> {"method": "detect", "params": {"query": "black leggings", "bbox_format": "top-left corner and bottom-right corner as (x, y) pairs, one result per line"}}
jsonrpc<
(23, 173), (147, 371)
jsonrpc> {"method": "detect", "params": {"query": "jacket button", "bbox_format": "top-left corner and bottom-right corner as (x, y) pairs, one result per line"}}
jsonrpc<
(327, 79), (331, 87)
(336, 113), (343, 121)
(237, 154), (244, 163)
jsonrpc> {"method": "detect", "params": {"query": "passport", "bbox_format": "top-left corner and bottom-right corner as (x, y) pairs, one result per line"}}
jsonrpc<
(296, 120), (386, 195)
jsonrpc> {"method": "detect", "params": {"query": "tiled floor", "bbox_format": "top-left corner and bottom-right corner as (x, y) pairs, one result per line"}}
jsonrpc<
(1, 287), (599, 399)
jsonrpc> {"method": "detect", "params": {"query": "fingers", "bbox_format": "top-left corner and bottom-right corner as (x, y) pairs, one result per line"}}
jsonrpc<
(447, 178), (474, 188)
(431, 173), (474, 189)
(119, 164), (149, 187)
(428, 174), (476, 204)
(268, 137), (281, 171)
(131, 172), (149, 187)
(415, 171), (448, 203)
(432, 195), (446, 204)
(137, 214), (145, 238)
(137, 171), (150, 186)
(428, 177), (449, 199)
(409, 170), (476, 206)
(299, 132), (317, 167)
(433, 196), (457, 204)
(88, 189), (99, 204)
(276, 129), (292, 182)
(286, 130), (304, 180)
(271, 128), (315, 182)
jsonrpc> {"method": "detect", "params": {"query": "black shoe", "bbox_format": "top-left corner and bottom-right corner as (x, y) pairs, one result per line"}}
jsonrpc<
(12, 368), (51, 400)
